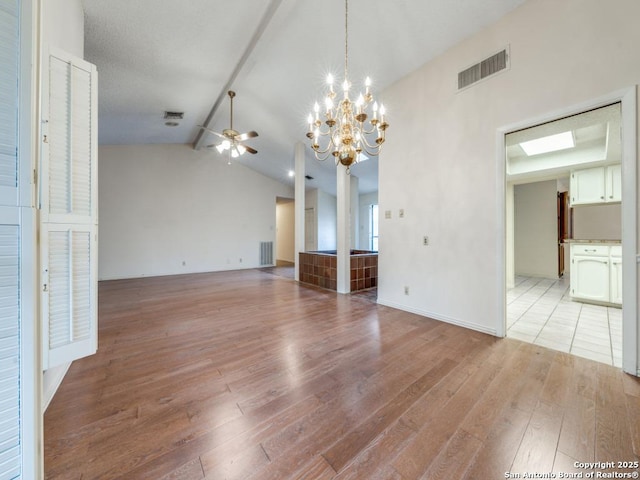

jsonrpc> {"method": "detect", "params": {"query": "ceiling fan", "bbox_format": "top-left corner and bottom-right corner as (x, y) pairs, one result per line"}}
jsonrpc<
(199, 90), (258, 160)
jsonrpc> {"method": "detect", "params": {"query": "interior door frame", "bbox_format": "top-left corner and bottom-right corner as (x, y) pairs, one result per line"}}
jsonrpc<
(496, 87), (638, 376)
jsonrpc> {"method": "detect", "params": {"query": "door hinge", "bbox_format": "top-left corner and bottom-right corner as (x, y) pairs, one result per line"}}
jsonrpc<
(33, 169), (37, 185)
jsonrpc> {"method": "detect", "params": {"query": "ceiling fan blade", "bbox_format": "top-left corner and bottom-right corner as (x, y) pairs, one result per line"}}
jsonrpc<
(235, 131), (258, 142)
(242, 145), (258, 154)
(197, 124), (226, 139)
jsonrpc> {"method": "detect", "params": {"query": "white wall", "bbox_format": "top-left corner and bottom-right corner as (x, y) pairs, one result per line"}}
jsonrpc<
(276, 199), (295, 263)
(42, 0), (84, 58)
(318, 189), (337, 250)
(305, 188), (337, 251)
(573, 204), (622, 240)
(378, 0), (640, 337)
(514, 181), (557, 278)
(98, 144), (293, 279)
(359, 192), (378, 250)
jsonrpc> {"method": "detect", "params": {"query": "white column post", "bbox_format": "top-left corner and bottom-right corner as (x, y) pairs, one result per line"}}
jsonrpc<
(336, 168), (351, 293)
(294, 142), (305, 282)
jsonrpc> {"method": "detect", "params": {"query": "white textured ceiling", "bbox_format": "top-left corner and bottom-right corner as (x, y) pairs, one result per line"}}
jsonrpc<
(83, 0), (527, 195)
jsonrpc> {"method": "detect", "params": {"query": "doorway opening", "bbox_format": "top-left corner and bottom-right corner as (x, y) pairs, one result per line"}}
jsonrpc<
(502, 99), (636, 371)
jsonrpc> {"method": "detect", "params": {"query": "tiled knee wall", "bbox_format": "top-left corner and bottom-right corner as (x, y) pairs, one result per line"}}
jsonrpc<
(299, 251), (377, 292)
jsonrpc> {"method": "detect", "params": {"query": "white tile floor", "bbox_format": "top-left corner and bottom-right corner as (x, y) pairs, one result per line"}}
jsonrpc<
(507, 276), (622, 367)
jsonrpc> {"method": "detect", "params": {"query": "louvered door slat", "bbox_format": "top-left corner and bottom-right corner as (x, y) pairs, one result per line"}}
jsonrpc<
(0, 222), (19, 480)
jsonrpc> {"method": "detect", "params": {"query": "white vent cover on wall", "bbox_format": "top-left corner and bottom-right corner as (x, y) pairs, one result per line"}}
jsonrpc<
(458, 46), (510, 90)
(259, 241), (273, 266)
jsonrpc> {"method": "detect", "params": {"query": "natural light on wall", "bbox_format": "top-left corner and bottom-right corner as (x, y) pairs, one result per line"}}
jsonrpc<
(519, 131), (575, 156)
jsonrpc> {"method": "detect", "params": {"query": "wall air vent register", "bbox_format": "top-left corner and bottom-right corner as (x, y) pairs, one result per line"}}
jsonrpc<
(458, 47), (510, 90)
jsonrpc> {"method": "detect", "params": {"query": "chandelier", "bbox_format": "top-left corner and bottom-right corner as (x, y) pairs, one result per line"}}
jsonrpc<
(305, 0), (389, 173)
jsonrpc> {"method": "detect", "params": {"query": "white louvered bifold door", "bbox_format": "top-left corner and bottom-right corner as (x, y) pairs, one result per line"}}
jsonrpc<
(41, 46), (98, 370)
(0, 216), (20, 480)
(41, 46), (97, 224)
(41, 224), (97, 369)
(0, 0), (19, 209)
(0, 0), (25, 478)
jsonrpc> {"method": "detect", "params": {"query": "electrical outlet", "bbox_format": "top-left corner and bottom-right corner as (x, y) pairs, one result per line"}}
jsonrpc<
(182, 260), (186, 266)
(385, 210), (392, 219)
(404, 286), (410, 295)
(423, 236), (429, 246)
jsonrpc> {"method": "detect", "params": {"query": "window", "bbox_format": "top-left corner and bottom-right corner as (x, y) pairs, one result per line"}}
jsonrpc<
(370, 204), (379, 251)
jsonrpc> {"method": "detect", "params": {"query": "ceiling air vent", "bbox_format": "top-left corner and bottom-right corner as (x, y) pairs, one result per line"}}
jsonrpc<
(458, 47), (509, 91)
(163, 111), (184, 120)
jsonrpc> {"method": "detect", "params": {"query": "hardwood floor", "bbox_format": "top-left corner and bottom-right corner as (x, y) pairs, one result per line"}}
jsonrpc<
(44, 269), (640, 479)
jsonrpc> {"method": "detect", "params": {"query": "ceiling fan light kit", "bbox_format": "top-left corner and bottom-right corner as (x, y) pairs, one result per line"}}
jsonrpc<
(199, 90), (258, 163)
(306, 0), (389, 173)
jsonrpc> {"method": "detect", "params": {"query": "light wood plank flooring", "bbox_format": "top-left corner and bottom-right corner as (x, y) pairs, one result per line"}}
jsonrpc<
(44, 269), (640, 479)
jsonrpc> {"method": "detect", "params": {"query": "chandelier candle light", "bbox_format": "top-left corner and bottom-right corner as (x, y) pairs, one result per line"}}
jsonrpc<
(306, 0), (389, 173)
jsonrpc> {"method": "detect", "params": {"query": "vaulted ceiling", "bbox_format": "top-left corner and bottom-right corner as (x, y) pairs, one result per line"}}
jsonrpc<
(83, 0), (527, 195)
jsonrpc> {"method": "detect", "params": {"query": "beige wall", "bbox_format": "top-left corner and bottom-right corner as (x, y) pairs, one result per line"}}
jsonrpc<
(98, 145), (293, 279)
(42, 0), (84, 58)
(276, 199), (295, 263)
(377, 0), (640, 340)
(514, 181), (558, 278)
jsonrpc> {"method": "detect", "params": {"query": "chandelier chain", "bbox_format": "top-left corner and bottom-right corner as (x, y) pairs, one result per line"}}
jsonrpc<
(344, 0), (348, 80)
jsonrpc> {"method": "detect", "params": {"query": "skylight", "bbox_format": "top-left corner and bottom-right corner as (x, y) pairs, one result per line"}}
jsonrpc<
(519, 131), (575, 156)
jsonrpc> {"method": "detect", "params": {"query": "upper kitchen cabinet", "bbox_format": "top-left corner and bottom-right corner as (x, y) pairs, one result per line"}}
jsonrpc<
(605, 164), (622, 202)
(570, 164), (621, 206)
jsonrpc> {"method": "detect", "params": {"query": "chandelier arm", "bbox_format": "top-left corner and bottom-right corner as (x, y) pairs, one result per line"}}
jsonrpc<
(313, 141), (336, 156)
(313, 149), (335, 162)
(315, 128), (334, 138)
(358, 134), (382, 150)
(359, 143), (384, 158)
(359, 124), (378, 136)
(315, 121), (336, 137)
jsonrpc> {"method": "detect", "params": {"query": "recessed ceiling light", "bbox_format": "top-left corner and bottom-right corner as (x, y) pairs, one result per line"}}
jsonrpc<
(165, 121), (179, 127)
(519, 131), (574, 156)
(288, 170), (295, 177)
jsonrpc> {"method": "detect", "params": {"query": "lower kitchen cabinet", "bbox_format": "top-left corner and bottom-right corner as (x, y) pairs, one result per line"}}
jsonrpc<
(610, 246), (623, 305)
(570, 243), (621, 306)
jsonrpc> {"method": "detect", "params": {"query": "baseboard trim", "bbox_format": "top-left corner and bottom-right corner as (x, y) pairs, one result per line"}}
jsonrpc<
(42, 362), (71, 413)
(376, 298), (498, 336)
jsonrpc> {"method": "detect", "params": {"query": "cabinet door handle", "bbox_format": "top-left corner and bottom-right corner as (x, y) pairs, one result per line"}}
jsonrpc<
(600, 196), (604, 199)
(585, 249), (597, 252)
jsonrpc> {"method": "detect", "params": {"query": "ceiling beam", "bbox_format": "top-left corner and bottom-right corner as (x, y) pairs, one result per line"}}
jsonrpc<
(192, 0), (285, 150)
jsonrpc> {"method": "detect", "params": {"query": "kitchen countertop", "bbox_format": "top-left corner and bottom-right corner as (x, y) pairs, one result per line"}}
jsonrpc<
(563, 239), (621, 244)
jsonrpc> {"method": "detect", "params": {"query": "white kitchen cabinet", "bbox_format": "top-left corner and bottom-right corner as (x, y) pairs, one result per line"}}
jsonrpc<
(610, 246), (622, 304)
(570, 167), (605, 205)
(570, 164), (621, 206)
(605, 164), (622, 202)
(571, 254), (610, 303)
(570, 243), (621, 306)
